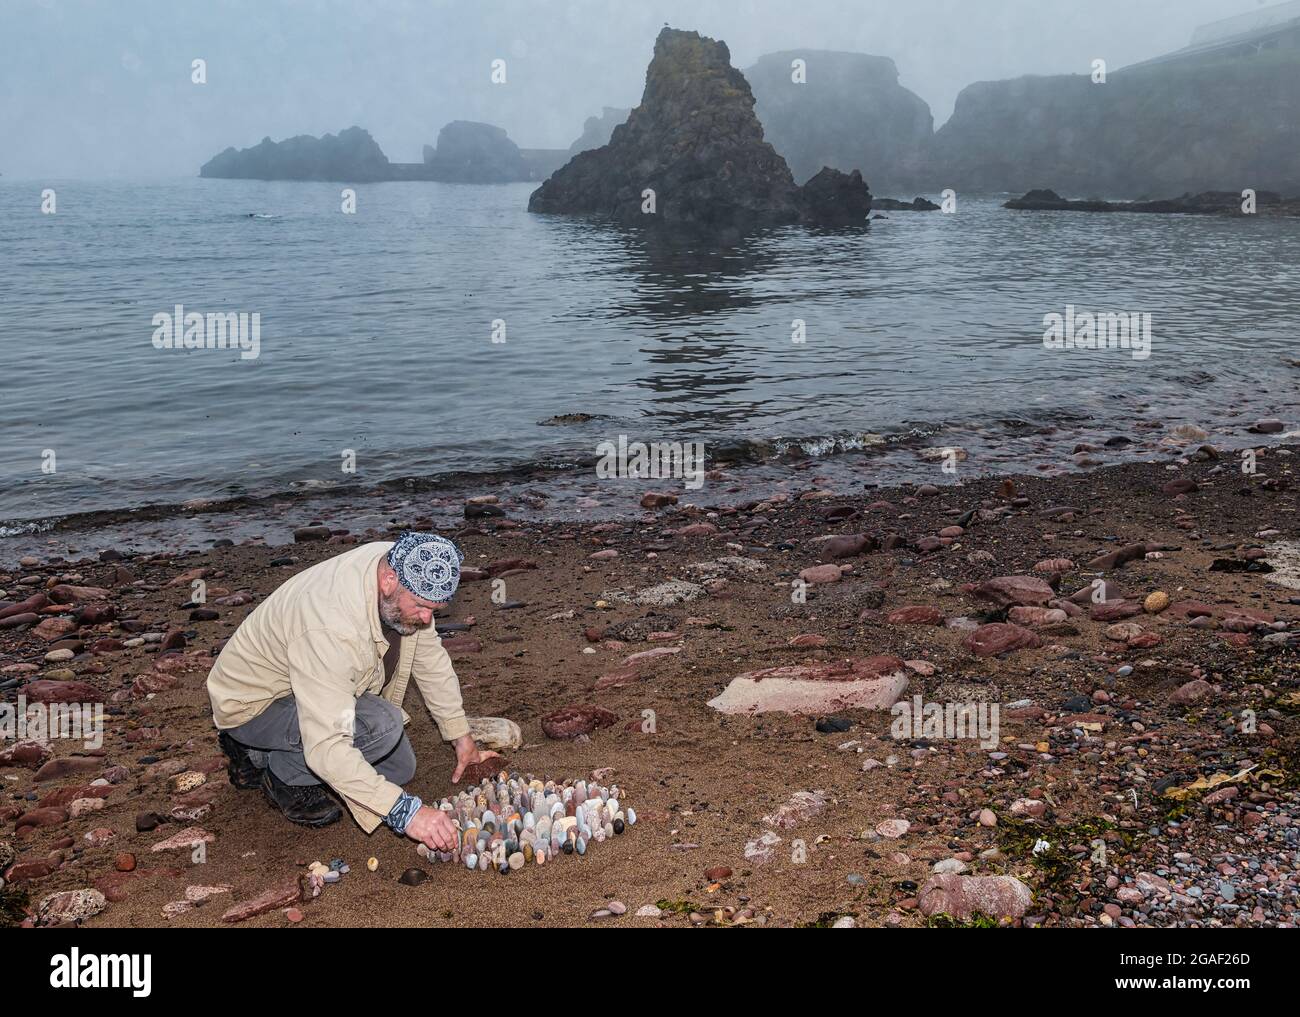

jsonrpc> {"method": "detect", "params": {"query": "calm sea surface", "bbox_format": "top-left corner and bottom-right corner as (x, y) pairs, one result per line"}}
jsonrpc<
(1, 178), (1297, 532)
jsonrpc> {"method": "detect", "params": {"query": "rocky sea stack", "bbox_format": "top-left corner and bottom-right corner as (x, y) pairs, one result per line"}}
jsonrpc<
(200, 126), (392, 182)
(200, 123), (565, 184)
(529, 28), (871, 228)
(422, 121), (529, 183)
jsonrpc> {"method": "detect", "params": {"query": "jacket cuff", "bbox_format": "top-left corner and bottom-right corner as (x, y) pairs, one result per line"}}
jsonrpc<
(438, 715), (471, 742)
(346, 782), (402, 834)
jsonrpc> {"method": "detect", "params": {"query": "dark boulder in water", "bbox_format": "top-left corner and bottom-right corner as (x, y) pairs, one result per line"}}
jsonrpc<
(1004, 188), (1300, 216)
(799, 167), (873, 225)
(871, 196), (940, 211)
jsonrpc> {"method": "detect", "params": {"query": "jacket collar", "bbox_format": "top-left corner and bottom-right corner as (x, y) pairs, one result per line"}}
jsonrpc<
(365, 542), (393, 652)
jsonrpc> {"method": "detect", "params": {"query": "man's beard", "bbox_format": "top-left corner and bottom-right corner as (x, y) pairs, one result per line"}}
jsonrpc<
(379, 594), (420, 636)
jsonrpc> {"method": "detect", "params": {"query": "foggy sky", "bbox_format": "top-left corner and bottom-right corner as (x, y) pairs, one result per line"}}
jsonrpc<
(0, 0), (1260, 178)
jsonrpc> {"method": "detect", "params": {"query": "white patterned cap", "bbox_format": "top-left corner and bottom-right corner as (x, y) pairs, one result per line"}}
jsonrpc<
(387, 532), (464, 602)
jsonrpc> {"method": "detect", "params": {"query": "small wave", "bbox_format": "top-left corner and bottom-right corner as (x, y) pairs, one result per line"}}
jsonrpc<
(769, 432), (887, 458)
(0, 519), (55, 538)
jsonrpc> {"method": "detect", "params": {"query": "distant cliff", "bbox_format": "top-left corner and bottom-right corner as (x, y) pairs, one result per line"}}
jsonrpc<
(199, 126), (392, 182)
(746, 50), (933, 191)
(530, 28), (870, 227)
(422, 121), (528, 182)
(569, 107), (631, 154)
(202, 123), (565, 184)
(929, 48), (1300, 197)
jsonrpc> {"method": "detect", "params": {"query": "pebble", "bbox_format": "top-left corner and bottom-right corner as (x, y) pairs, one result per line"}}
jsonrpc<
(38, 887), (107, 926)
(1144, 591), (1170, 613)
(876, 819), (910, 838)
(222, 880), (302, 923)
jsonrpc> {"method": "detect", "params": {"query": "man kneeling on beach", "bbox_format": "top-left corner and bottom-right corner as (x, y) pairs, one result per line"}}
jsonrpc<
(205, 532), (498, 850)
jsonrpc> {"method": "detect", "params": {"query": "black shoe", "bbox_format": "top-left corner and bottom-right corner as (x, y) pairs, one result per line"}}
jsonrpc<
(218, 731), (262, 790)
(260, 768), (343, 828)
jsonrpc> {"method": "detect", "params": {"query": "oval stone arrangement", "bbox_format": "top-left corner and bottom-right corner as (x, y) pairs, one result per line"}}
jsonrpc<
(414, 773), (636, 873)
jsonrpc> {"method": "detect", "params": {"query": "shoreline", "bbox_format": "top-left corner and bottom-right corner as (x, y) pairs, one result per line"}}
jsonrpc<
(4, 410), (1297, 563)
(2, 449), (1299, 927)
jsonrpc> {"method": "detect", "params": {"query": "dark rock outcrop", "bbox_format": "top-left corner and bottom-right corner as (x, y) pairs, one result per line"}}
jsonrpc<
(746, 50), (933, 191)
(872, 196), (941, 211)
(530, 28), (871, 228)
(800, 167), (873, 225)
(199, 126), (391, 182)
(203, 121), (566, 185)
(1005, 188), (1300, 216)
(569, 107), (632, 154)
(929, 49), (1300, 197)
(422, 120), (529, 183)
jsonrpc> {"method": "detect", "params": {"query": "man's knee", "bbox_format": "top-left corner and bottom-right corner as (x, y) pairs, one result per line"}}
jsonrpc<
(353, 695), (404, 757)
(378, 735), (417, 785)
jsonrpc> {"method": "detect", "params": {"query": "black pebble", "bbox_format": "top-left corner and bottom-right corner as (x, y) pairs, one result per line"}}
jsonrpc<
(398, 868), (428, 886)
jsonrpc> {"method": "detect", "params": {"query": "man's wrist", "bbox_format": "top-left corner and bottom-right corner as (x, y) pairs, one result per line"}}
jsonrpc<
(385, 792), (423, 834)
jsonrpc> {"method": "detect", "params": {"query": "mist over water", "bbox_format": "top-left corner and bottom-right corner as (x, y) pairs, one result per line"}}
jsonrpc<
(0, 0), (1243, 180)
(2, 179), (1296, 527)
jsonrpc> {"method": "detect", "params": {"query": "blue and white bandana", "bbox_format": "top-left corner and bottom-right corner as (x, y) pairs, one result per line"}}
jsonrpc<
(387, 532), (464, 602)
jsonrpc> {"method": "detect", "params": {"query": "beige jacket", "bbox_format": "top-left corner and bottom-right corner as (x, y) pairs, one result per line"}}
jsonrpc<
(206, 541), (470, 832)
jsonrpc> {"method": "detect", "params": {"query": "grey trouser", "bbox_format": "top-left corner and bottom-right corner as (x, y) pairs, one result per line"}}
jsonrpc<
(226, 693), (416, 788)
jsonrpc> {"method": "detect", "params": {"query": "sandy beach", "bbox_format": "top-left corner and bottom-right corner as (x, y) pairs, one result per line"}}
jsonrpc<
(3, 444), (1298, 928)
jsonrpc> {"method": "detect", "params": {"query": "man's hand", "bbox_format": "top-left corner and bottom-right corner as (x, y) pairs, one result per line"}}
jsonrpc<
(405, 805), (456, 853)
(450, 733), (501, 783)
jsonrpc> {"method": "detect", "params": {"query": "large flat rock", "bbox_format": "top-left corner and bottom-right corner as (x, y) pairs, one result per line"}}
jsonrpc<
(707, 657), (908, 715)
